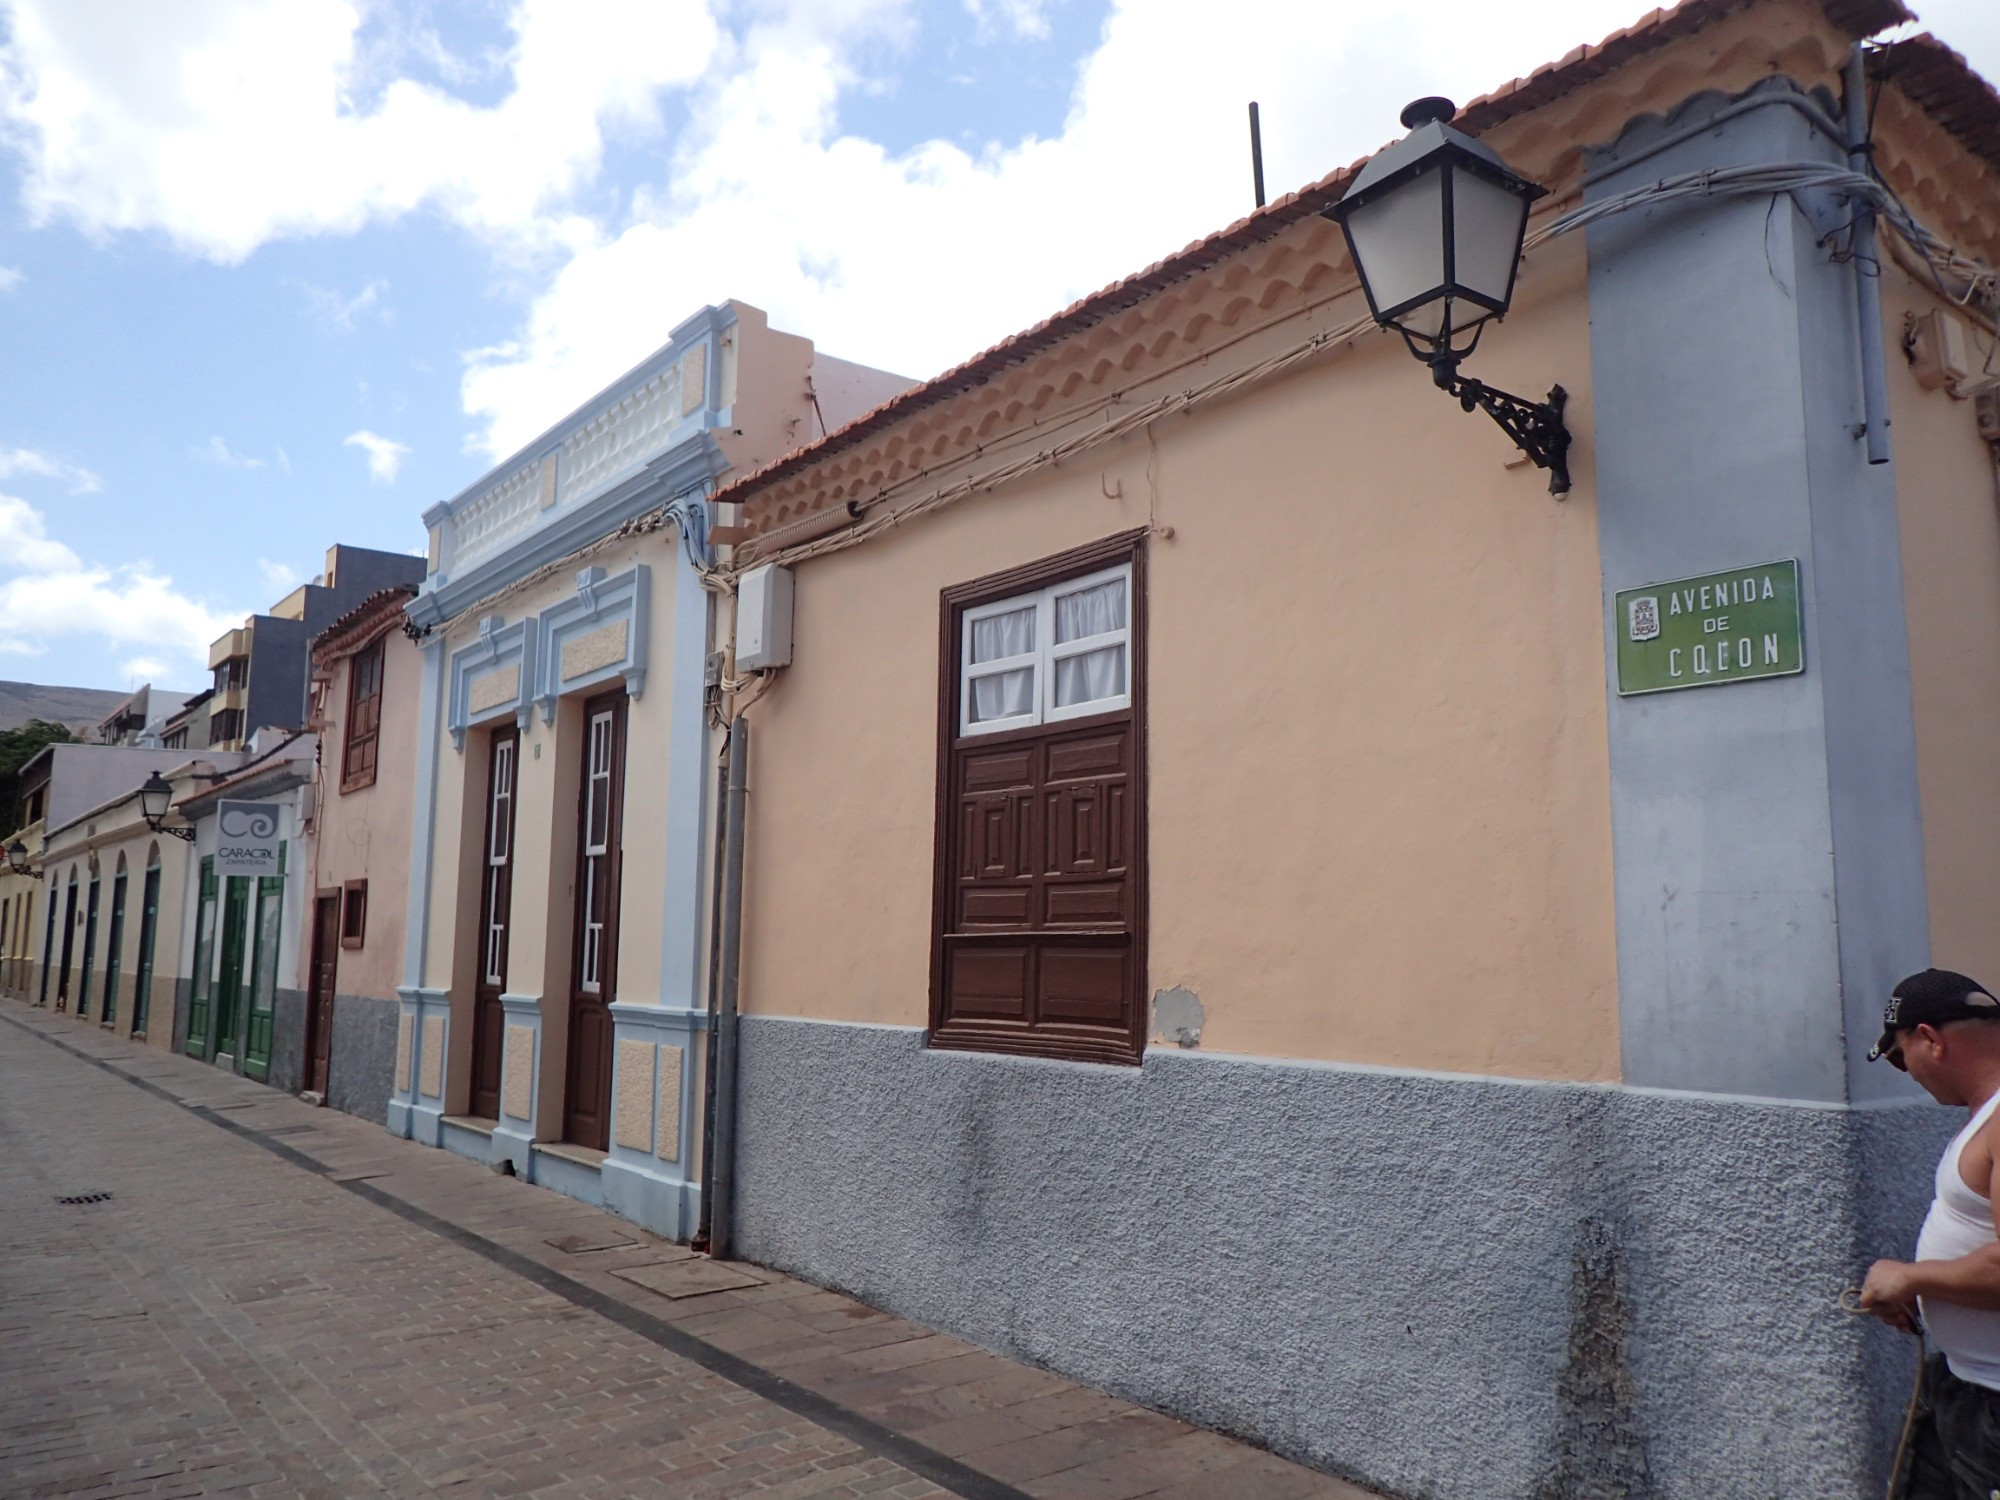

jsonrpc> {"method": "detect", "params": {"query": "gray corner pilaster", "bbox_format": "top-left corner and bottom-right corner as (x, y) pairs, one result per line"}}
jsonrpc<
(402, 636), (447, 996)
(489, 992), (544, 1177)
(658, 523), (714, 1011)
(601, 1000), (709, 1239)
(1586, 82), (1929, 1103)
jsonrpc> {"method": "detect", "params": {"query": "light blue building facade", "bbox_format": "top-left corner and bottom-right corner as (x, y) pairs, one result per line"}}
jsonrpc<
(390, 301), (906, 1239)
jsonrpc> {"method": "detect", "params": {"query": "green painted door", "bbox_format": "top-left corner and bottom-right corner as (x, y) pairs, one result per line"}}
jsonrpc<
(77, 878), (99, 1020)
(215, 877), (251, 1065)
(185, 859), (217, 1056)
(101, 872), (127, 1029)
(242, 845), (286, 1082)
(133, 866), (161, 1037)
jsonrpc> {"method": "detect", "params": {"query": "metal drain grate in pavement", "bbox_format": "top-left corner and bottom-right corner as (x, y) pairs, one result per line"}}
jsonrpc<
(56, 1192), (112, 1205)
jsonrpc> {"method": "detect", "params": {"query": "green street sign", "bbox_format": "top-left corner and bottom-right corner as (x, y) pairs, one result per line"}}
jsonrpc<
(1614, 559), (1804, 696)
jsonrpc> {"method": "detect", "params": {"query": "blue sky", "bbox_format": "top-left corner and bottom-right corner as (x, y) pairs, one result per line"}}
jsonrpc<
(0, 0), (1995, 695)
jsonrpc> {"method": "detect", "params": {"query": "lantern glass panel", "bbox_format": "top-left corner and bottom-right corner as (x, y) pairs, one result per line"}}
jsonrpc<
(1450, 165), (1531, 309)
(1344, 165), (1445, 320)
(138, 777), (170, 824)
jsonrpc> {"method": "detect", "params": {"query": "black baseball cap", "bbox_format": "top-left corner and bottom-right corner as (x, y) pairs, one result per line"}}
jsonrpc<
(1869, 968), (2000, 1061)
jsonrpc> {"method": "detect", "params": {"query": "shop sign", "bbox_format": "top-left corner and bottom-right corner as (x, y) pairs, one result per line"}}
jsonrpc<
(1615, 559), (1803, 695)
(215, 800), (282, 877)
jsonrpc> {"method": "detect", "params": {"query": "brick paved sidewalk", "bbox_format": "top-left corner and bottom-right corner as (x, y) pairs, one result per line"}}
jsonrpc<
(0, 1001), (1378, 1500)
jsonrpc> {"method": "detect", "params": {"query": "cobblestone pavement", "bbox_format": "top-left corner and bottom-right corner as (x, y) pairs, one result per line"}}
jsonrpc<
(0, 1002), (1376, 1500)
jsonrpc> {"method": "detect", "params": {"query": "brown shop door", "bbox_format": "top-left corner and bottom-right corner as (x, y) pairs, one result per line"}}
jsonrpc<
(306, 893), (340, 1097)
(563, 694), (625, 1149)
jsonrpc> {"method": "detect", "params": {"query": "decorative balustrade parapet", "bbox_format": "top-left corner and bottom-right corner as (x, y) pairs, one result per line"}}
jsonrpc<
(421, 303), (738, 603)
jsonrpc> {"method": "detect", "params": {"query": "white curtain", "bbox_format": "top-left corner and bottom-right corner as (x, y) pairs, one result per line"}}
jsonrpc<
(971, 605), (1034, 663)
(1054, 647), (1124, 708)
(972, 667), (1035, 722)
(1054, 579), (1124, 643)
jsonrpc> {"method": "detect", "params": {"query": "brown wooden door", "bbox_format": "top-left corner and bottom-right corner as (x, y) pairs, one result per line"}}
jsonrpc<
(470, 726), (518, 1121)
(306, 894), (340, 1096)
(563, 694), (625, 1149)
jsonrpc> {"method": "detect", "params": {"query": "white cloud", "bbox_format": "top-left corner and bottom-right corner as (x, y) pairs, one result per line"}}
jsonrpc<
(0, 0), (723, 262)
(458, 0), (1637, 455)
(6, 0), (1999, 470)
(196, 434), (265, 468)
(296, 276), (388, 332)
(345, 429), (409, 483)
(964, 0), (1052, 41)
(0, 265), (20, 291)
(257, 558), (301, 595)
(0, 445), (99, 492)
(0, 492), (81, 571)
(120, 654), (171, 682)
(0, 493), (239, 665)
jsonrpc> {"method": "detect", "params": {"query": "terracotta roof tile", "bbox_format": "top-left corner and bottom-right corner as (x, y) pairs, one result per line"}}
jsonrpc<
(1873, 33), (2000, 179)
(311, 584), (417, 659)
(712, 0), (1912, 509)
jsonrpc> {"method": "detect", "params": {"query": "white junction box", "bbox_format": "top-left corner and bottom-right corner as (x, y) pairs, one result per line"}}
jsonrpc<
(736, 563), (795, 672)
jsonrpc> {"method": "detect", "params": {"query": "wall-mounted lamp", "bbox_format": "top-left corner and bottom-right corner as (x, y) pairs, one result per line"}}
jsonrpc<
(5, 840), (31, 875)
(138, 771), (196, 843)
(1324, 97), (1572, 496)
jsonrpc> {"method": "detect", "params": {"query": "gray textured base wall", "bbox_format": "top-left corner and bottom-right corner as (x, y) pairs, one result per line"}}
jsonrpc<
(327, 992), (396, 1125)
(170, 977), (190, 1055)
(267, 987), (306, 1095)
(736, 1018), (1952, 1500)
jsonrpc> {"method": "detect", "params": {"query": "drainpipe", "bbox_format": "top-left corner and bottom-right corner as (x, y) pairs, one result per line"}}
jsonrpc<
(695, 750), (727, 1249)
(707, 717), (749, 1260)
(1847, 43), (1892, 466)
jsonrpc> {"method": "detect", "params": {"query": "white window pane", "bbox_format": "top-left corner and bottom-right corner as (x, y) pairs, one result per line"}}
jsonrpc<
(1054, 646), (1126, 708)
(970, 606), (1035, 664)
(1054, 578), (1125, 644)
(970, 667), (1035, 723)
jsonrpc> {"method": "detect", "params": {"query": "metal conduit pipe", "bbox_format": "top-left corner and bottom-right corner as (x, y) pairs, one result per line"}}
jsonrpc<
(707, 717), (749, 1261)
(1847, 42), (1893, 466)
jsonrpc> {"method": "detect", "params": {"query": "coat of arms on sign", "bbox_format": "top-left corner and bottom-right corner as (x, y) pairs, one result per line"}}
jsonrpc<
(1628, 595), (1661, 642)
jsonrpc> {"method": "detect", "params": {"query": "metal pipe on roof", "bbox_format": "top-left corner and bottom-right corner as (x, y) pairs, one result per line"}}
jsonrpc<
(1248, 102), (1266, 210)
(1847, 43), (1893, 467)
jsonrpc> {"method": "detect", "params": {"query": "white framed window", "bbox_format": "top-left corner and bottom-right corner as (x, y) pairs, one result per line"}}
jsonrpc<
(482, 736), (514, 986)
(959, 562), (1132, 737)
(579, 708), (614, 994)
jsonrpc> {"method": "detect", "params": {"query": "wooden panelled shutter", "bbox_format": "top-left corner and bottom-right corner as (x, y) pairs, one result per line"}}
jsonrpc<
(342, 639), (384, 791)
(931, 532), (1147, 1065)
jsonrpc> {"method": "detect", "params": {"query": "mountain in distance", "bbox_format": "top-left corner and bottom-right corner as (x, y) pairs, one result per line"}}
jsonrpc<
(0, 679), (132, 735)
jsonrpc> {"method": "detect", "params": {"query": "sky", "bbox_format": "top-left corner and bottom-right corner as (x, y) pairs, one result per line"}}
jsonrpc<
(0, 0), (1995, 695)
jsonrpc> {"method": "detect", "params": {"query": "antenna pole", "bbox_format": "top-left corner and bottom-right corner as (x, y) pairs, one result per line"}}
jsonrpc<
(1248, 101), (1266, 209)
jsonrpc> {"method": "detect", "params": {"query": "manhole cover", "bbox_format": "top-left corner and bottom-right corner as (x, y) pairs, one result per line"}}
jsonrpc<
(611, 1259), (764, 1299)
(546, 1230), (641, 1255)
(56, 1192), (112, 1205)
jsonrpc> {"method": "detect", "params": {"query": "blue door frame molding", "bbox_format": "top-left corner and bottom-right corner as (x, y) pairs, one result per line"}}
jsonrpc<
(536, 564), (651, 718)
(448, 614), (539, 750)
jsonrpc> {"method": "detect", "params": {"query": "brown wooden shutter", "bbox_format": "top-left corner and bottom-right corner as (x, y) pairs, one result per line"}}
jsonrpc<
(931, 533), (1146, 1065)
(341, 640), (384, 791)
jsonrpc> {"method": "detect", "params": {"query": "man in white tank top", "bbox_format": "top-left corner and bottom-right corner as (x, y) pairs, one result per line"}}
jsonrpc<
(1861, 968), (2000, 1499)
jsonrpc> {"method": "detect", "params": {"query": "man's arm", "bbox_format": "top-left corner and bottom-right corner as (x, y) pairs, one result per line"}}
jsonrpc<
(1862, 1127), (2000, 1327)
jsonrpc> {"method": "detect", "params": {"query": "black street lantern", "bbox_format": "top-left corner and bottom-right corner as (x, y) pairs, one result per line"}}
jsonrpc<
(5, 840), (28, 874)
(1325, 97), (1572, 495)
(138, 770), (195, 842)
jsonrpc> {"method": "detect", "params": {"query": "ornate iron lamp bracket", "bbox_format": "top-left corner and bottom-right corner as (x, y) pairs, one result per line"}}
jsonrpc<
(1436, 364), (1571, 497)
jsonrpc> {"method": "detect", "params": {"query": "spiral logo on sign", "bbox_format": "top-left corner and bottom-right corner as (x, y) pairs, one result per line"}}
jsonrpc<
(219, 806), (278, 840)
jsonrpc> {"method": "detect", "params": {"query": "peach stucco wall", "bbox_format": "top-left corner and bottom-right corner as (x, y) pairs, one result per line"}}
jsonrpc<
(34, 802), (189, 1050)
(738, 235), (1622, 1082)
(307, 632), (419, 1002)
(1889, 273), (2000, 988)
